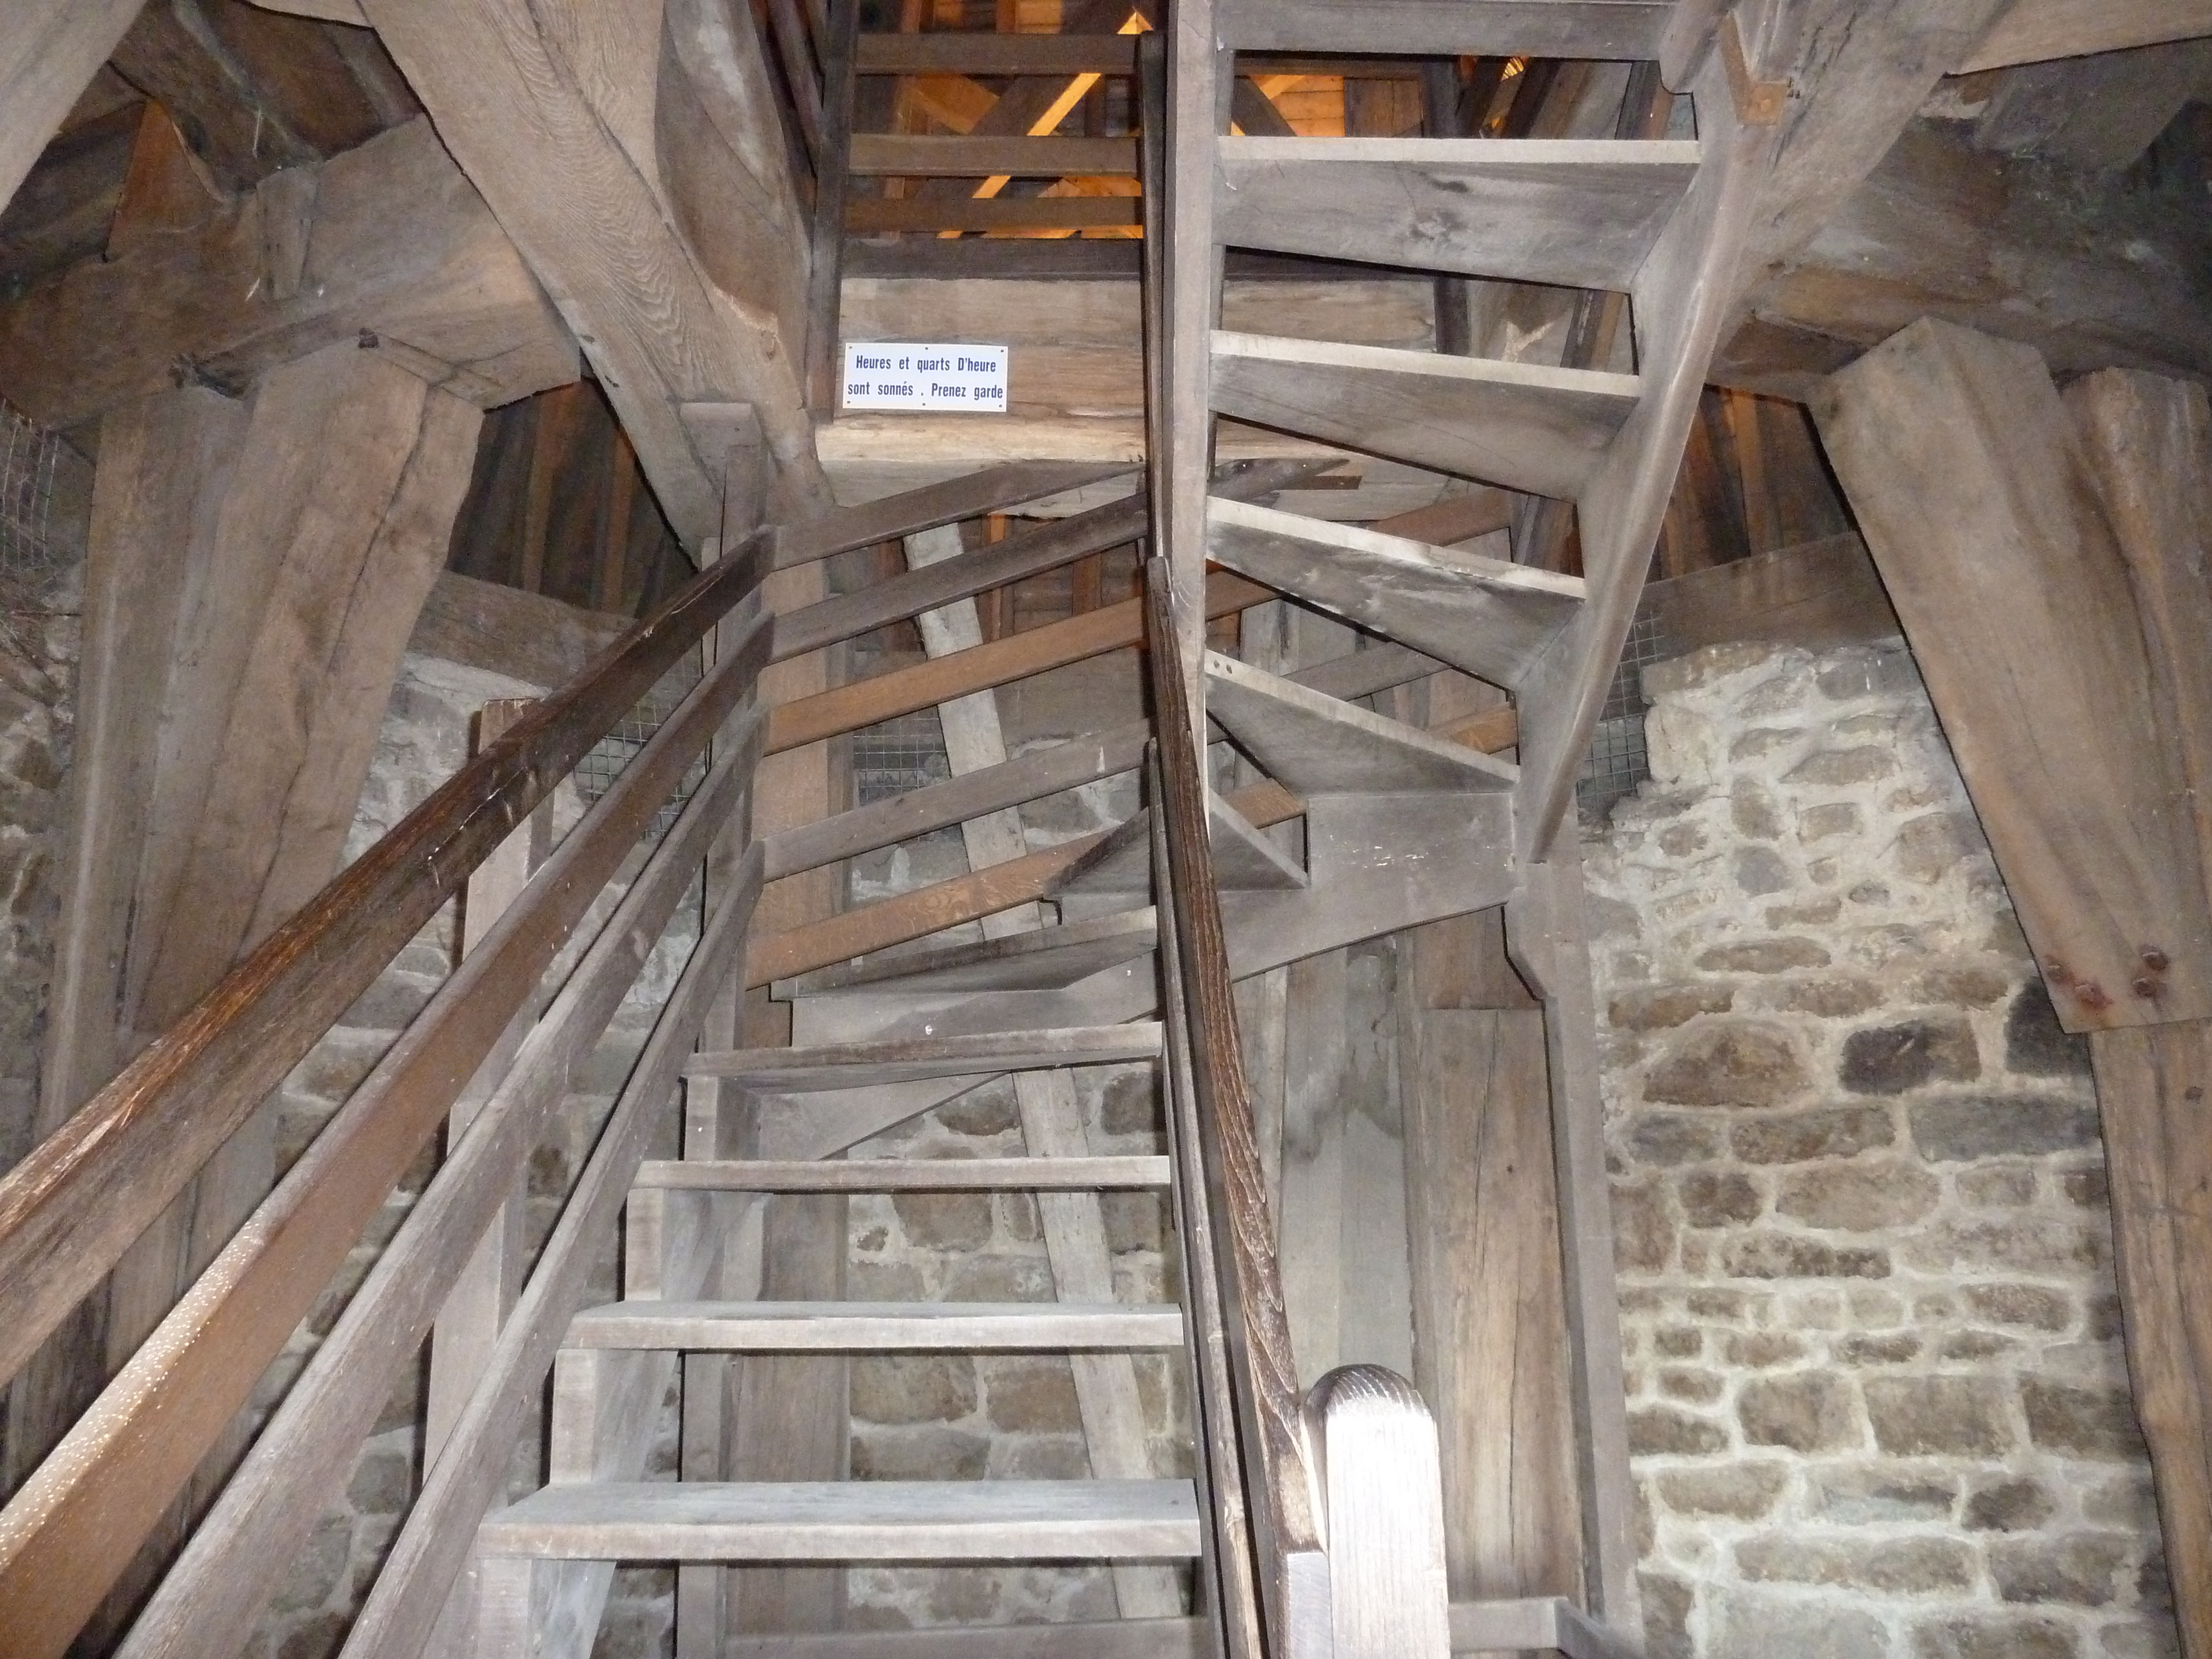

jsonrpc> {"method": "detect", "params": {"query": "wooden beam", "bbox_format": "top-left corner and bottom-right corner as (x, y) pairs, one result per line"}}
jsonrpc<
(361, 0), (821, 541)
(1639, 531), (1901, 655)
(848, 195), (1141, 233)
(856, 34), (1139, 75)
(107, 0), (324, 191)
(0, 118), (579, 430)
(1962, 0), (2212, 69)
(1813, 319), (2212, 1031)
(0, 0), (143, 221)
(849, 135), (1139, 176)
(405, 571), (629, 690)
(1217, 0), (1670, 58)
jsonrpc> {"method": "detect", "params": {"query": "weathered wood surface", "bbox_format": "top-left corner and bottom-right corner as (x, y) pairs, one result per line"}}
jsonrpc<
(406, 571), (628, 690)
(637, 1157), (1171, 1192)
(849, 134), (1138, 176)
(1204, 653), (1515, 796)
(0, 545), (770, 1658)
(850, 195), (1141, 234)
(1813, 320), (2212, 1030)
(1210, 331), (1639, 500)
(1208, 497), (1582, 692)
(2088, 1022), (2212, 1659)
(362, 0), (818, 540)
(1447, 1596), (1641, 1659)
(778, 463), (1137, 569)
(1215, 139), (1699, 293)
(477, 1481), (1204, 1561)
(1961, 0), (2212, 69)
(727, 1619), (1206, 1659)
(1217, 0), (1669, 57)
(0, 119), (578, 430)
(565, 1301), (1186, 1350)
(856, 33), (1139, 74)
(0, 0), (147, 231)
(1640, 531), (1900, 655)
(1305, 1366), (1451, 1659)
(114, 715), (764, 1659)
(687, 1024), (1163, 1088)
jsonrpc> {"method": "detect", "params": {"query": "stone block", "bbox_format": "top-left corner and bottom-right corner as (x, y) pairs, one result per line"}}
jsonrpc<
(1723, 1331), (1807, 1368)
(1610, 983), (1735, 1031)
(1734, 847), (1792, 895)
(1679, 1169), (1764, 1227)
(1963, 1283), (2070, 1331)
(1801, 802), (1864, 841)
(1912, 1614), (2080, 1659)
(1771, 977), (1884, 1018)
(1655, 1325), (1703, 1358)
(1777, 1158), (1942, 1230)
(1767, 898), (1844, 928)
(851, 1355), (978, 1426)
(1627, 1404), (1729, 1455)
(1736, 1533), (1978, 1593)
(1990, 1532), (2133, 1606)
(1639, 1571), (1695, 1659)
(1732, 782), (1784, 842)
(1965, 1477), (2058, 1532)
(1809, 1467), (1957, 1524)
(1910, 1094), (2100, 1160)
(1647, 1022), (1809, 1107)
(1785, 747), (1896, 789)
(1100, 1190), (1165, 1254)
(1721, 1233), (1890, 1279)
(1896, 810), (1983, 884)
(1901, 1214), (2107, 1275)
(1611, 1178), (1676, 1272)
(1627, 1113), (1727, 1166)
(345, 1449), (411, 1517)
(1097, 1068), (1161, 1136)
(1658, 822), (1709, 857)
(851, 1427), (990, 1480)
(1839, 1015), (1980, 1095)
(1731, 1105), (1895, 1164)
(1815, 644), (1922, 702)
(937, 1082), (1021, 1137)
(270, 1514), (352, 1614)
(2006, 982), (2094, 1078)
(1916, 963), (2013, 1007)
(1660, 1366), (1725, 1404)
(1645, 641), (1787, 697)
(1955, 1164), (2039, 1206)
(1655, 1461), (1790, 1519)
(2022, 1381), (2148, 1461)
(1695, 938), (1833, 974)
(1835, 1331), (1922, 1364)
(891, 1192), (994, 1250)
(943, 1254), (1055, 1302)
(1712, 1587), (1887, 1659)
(982, 1359), (1083, 1433)
(1738, 1370), (1859, 1451)
(1864, 1375), (2015, 1455)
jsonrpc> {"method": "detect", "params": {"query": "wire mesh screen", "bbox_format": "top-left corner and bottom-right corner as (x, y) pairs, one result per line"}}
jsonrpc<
(1577, 609), (1670, 822)
(0, 401), (64, 583)
(571, 655), (708, 842)
(853, 709), (952, 806)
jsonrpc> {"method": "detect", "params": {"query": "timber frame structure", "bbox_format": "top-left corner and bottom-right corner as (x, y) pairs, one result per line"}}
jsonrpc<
(0, 1), (2209, 1656)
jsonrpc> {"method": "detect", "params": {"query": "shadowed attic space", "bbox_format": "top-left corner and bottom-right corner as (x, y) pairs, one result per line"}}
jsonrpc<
(0, 3), (2208, 1659)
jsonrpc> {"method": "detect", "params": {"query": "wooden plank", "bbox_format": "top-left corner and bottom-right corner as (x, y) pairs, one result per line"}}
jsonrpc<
(0, 118), (578, 431)
(775, 909), (1160, 997)
(1, 387), (247, 1490)
(804, 0), (859, 411)
(0, 0), (145, 224)
(637, 1156), (1169, 1191)
(1218, 0), (1670, 58)
(1404, 1009), (1582, 1603)
(361, 0), (817, 542)
(1215, 138), (1698, 291)
(849, 194), (1142, 233)
(779, 463), (1138, 568)
(0, 565), (771, 1659)
(565, 1301), (1186, 1350)
(856, 34), (1139, 75)
(728, 1622), (1203, 1659)
(1306, 1368), (1451, 1659)
(1208, 497), (1583, 692)
(406, 571), (629, 688)
(688, 1024), (1164, 1086)
(1962, 0), (2212, 70)
(1639, 530), (1901, 655)
(1211, 331), (1639, 499)
(478, 1481), (1203, 1561)
(1205, 653), (1515, 795)
(849, 134), (1137, 176)
(2087, 1022), (2212, 1659)
(334, 840), (767, 1659)
(1813, 319), (2212, 1030)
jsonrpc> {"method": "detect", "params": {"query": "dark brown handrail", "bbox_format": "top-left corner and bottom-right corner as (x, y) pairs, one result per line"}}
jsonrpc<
(1141, 558), (1323, 1648)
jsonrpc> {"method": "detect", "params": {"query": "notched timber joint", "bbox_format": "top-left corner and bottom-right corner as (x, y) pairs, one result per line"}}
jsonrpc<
(1720, 12), (1787, 127)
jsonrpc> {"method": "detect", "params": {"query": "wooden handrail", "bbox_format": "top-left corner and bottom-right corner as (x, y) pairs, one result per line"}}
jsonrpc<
(1300, 1368), (1452, 1659)
(1141, 559), (1325, 1650)
(0, 529), (772, 1394)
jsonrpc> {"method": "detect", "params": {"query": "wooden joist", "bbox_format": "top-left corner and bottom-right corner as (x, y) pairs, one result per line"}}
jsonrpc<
(563, 1301), (1187, 1351)
(855, 34), (1139, 75)
(633, 1156), (1172, 1191)
(774, 909), (1160, 996)
(849, 135), (1138, 177)
(727, 1619), (1207, 1659)
(0, 0), (144, 221)
(1960, 0), (2212, 70)
(849, 195), (1141, 234)
(1217, 0), (1672, 59)
(686, 1024), (1164, 1088)
(778, 462), (1138, 570)
(1203, 653), (1516, 795)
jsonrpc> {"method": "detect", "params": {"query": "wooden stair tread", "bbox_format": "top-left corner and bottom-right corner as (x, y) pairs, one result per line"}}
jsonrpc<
(1211, 330), (1640, 500)
(1218, 0), (1673, 61)
(776, 909), (1159, 997)
(685, 1024), (1161, 1088)
(1215, 137), (1700, 291)
(565, 1301), (1186, 1351)
(1208, 495), (1583, 690)
(1204, 651), (1517, 796)
(1057, 793), (1305, 895)
(633, 1156), (1171, 1191)
(478, 1480), (1204, 1561)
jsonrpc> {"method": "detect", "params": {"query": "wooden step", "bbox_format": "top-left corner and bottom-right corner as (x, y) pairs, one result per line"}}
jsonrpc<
(480, 1480), (1203, 1562)
(633, 1156), (1171, 1191)
(1208, 495), (1583, 690)
(565, 1301), (1186, 1352)
(777, 909), (1159, 997)
(1211, 331), (1640, 501)
(685, 1024), (1161, 1088)
(1215, 137), (1700, 291)
(1204, 652), (1517, 796)
(1219, 0), (1671, 61)
(1056, 792), (1305, 895)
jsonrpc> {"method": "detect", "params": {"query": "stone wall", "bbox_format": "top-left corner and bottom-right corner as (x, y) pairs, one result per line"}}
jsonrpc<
(1585, 639), (2175, 1659)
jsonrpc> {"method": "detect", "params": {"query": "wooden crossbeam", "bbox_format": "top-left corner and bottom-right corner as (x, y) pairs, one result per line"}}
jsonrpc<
(848, 195), (1141, 234)
(849, 135), (1138, 176)
(855, 34), (1139, 75)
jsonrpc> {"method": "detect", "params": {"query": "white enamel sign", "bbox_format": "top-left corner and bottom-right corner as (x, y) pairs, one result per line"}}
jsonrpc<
(842, 342), (1010, 413)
